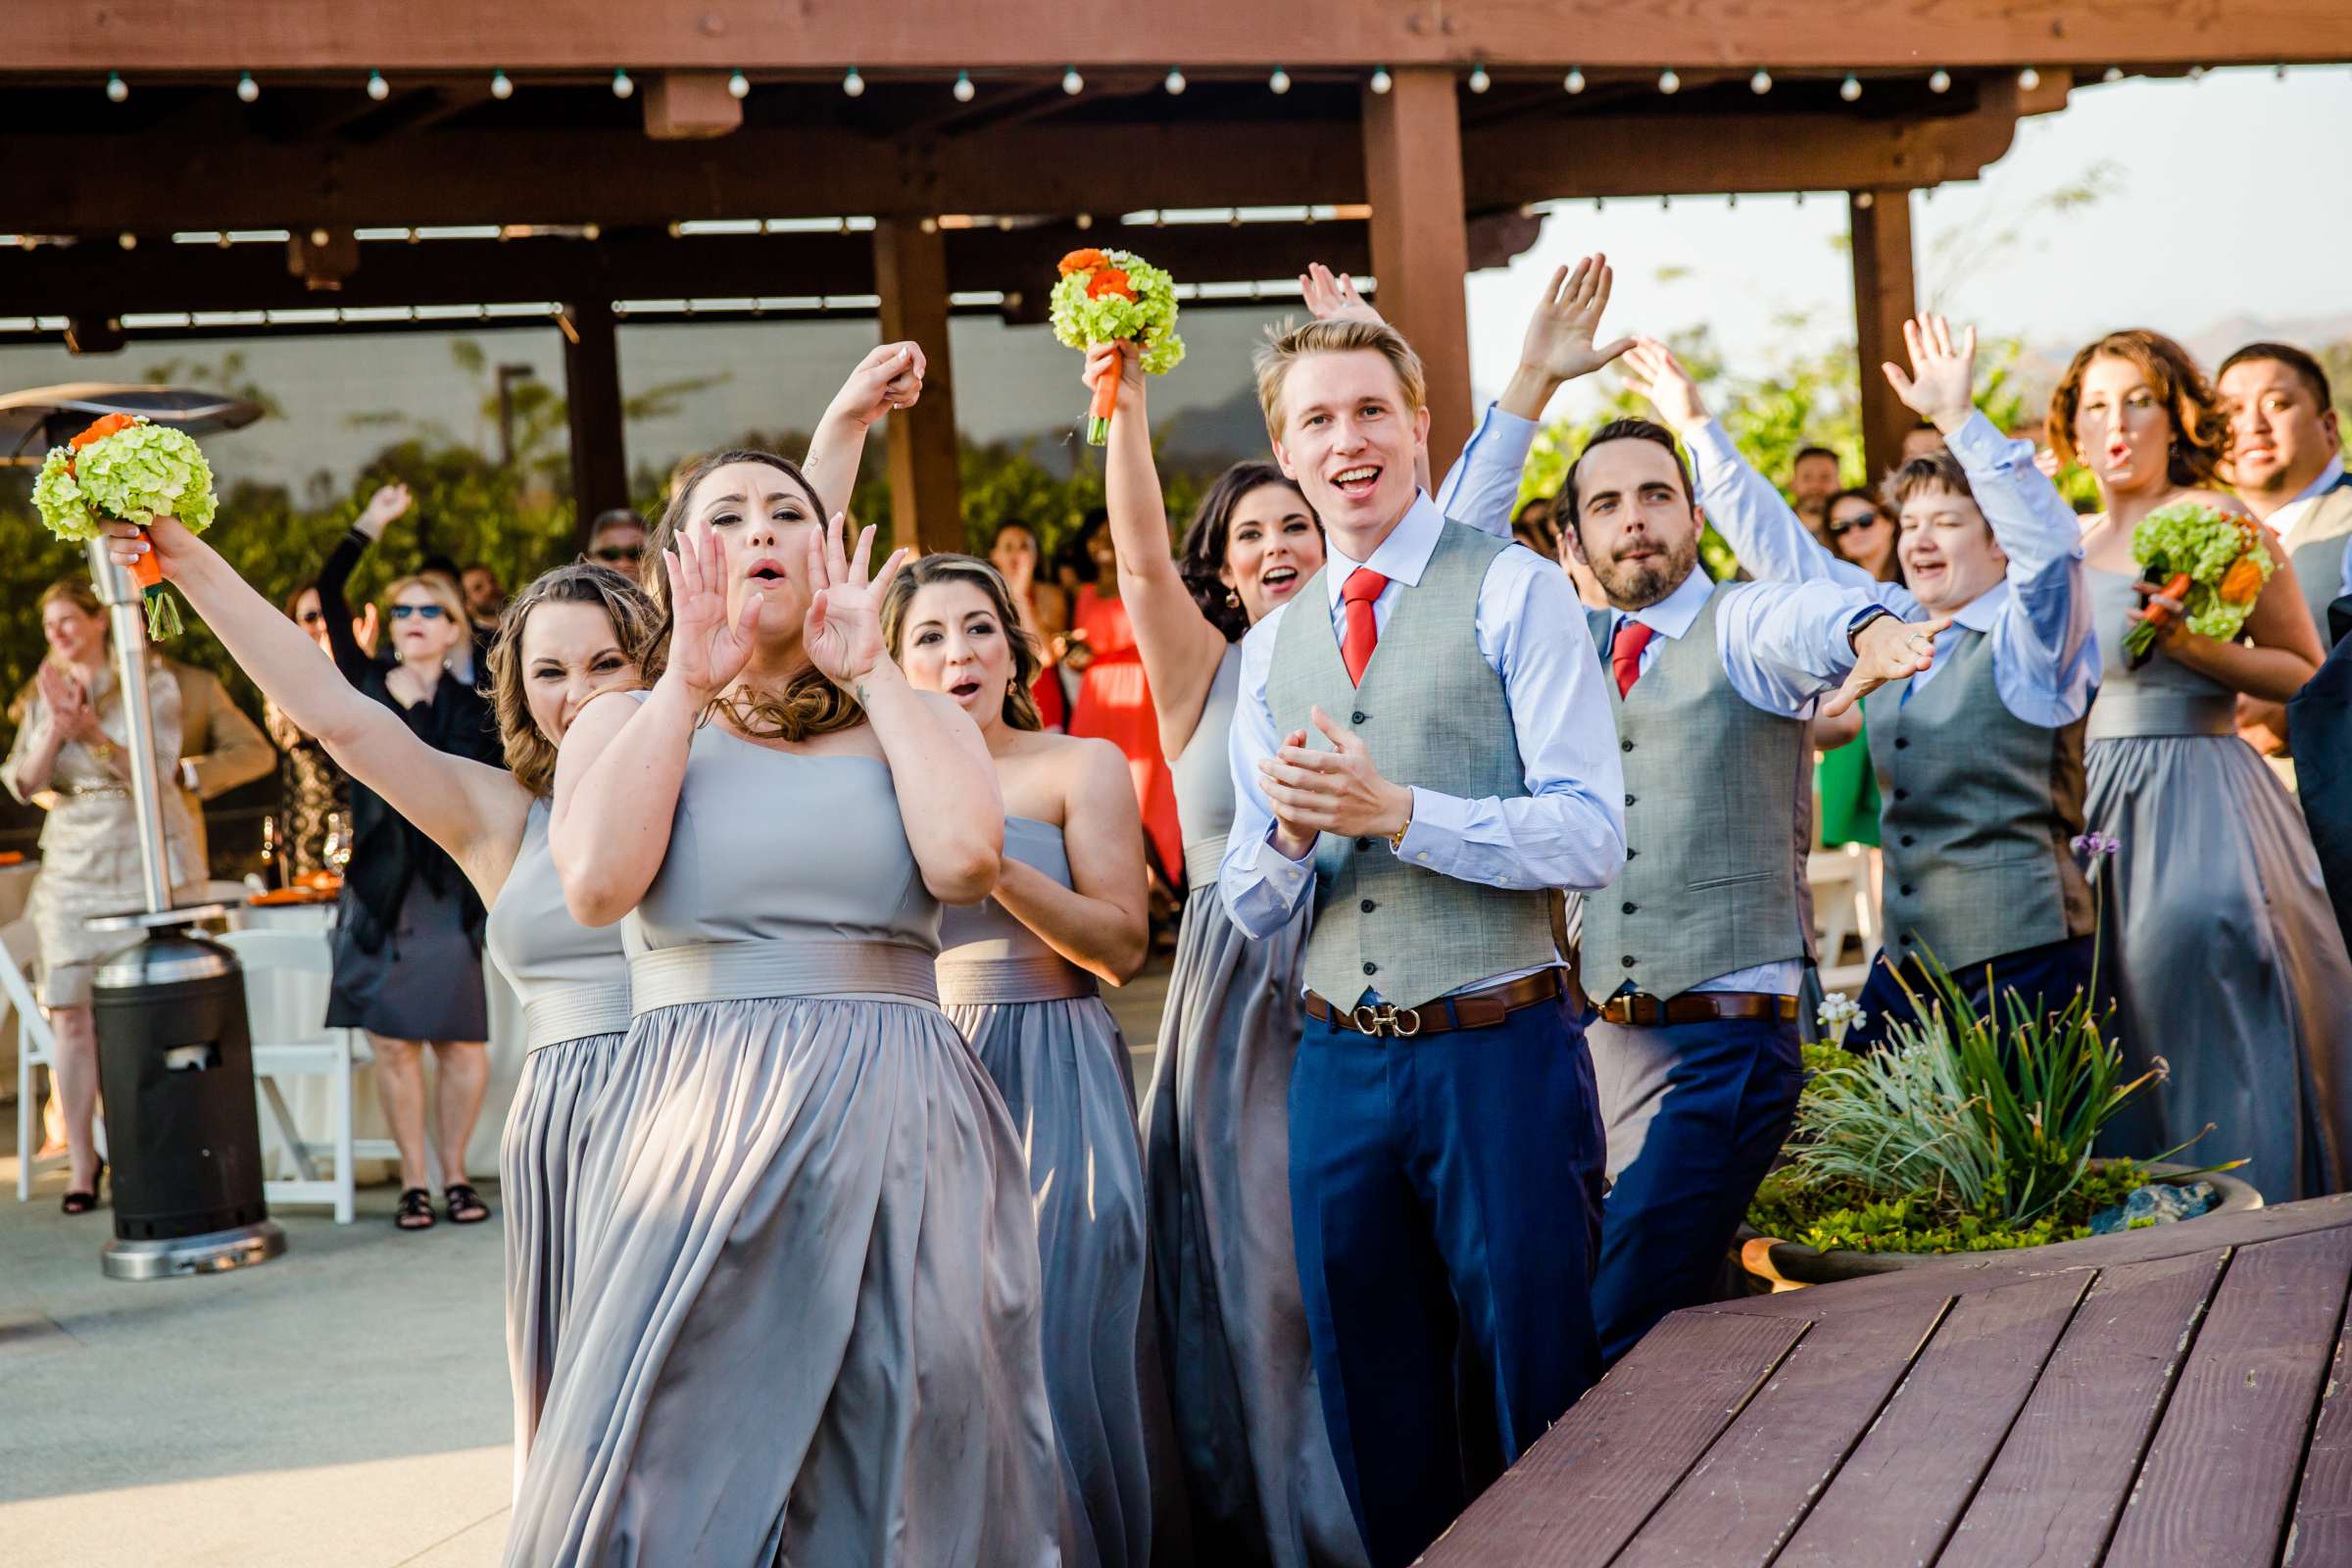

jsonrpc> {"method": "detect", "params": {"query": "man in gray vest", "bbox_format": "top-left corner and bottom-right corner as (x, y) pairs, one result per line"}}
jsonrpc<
(1557, 416), (1945, 1362)
(1216, 318), (1624, 1568)
(1624, 317), (2101, 1052)
(2218, 342), (2350, 754)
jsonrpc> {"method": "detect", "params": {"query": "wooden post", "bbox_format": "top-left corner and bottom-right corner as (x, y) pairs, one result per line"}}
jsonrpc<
(1849, 188), (1919, 484)
(1362, 67), (1474, 477)
(560, 298), (629, 523)
(873, 217), (963, 557)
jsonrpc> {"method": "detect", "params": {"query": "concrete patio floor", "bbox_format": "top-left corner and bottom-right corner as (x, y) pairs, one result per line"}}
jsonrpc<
(0, 958), (1170, 1566)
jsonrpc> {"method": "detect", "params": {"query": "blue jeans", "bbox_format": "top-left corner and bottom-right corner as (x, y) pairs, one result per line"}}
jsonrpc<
(1587, 1014), (1804, 1364)
(1288, 994), (1605, 1568)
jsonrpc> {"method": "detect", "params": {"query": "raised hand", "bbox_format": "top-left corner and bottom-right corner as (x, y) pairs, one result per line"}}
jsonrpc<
(1299, 263), (1386, 327)
(829, 341), (927, 428)
(38, 663), (101, 741)
(1519, 256), (1634, 385)
(1083, 340), (1146, 415)
(356, 481), (413, 539)
(1619, 336), (1712, 436)
(1883, 316), (1978, 433)
(101, 514), (201, 576)
(1257, 706), (1413, 851)
(1820, 613), (1955, 717)
(661, 519), (761, 705)
(804, 514), (907, 694)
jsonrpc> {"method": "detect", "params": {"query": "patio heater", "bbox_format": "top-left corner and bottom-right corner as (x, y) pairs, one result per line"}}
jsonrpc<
(11, 386), (285, 1279)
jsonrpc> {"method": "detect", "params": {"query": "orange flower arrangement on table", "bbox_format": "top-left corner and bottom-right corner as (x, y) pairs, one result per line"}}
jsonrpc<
(1051, 247), (1185, 444)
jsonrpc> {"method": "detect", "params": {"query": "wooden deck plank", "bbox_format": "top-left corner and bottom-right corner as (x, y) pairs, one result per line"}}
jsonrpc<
(1938, 1250), (2229, 1568)
(2104, 1228), (2352, 1567)
(2284, 1298), (2352, 1566)
(1608, 1297), (1952, 1568)
(1774, 1272), (2091, 1567)
(1413, 1309), (1806, 1566)
(1722, 1197), (2352, 1321)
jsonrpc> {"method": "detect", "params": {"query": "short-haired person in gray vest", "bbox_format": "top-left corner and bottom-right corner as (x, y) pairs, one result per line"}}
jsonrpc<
(1622, 317), (2103, 1051)
(2217, 342), (2352, 755)
(1554, 416), (1949, 1363)
(1217, 318), (1628, 1568)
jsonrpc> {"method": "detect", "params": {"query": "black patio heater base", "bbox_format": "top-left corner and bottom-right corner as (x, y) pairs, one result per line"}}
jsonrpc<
(89, 906), (286, 1282)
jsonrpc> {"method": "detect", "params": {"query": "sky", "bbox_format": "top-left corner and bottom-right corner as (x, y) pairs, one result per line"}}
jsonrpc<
(3, 65), (2347, 493)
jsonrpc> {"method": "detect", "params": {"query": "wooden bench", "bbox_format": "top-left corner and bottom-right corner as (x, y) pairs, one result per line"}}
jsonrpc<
(1418, 1194), (2352, 1567)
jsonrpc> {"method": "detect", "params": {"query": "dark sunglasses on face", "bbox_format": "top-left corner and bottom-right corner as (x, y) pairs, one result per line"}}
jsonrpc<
(1825, 514), (1885, 538)
(592, 544), (643, 564)
(298, 610), (325, 626)
(389, 603), (449, 621)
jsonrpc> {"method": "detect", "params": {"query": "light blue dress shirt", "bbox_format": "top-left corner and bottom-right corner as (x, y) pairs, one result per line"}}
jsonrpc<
(1688, 411), (2100, 726)
(1218, 491), (1628, 963)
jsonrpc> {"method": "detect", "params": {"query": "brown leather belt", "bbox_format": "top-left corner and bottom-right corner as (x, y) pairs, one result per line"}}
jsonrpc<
(1305, 968), (1566, 1039)
(1597, 991), (1799, 1026)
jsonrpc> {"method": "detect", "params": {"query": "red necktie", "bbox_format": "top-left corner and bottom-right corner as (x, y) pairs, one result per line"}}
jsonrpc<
(1341, 567), (1389, 685)
(1611, 617), (1654, 698)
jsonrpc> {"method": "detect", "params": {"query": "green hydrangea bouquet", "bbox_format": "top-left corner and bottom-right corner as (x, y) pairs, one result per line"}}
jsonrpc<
(1051, 248), (1184, 444)
(32, 413), (218, 638)
(2123, 501), (2273, 668)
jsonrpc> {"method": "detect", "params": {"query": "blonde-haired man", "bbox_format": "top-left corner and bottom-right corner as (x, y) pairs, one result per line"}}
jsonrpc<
(1220, 317), (1624, 1568)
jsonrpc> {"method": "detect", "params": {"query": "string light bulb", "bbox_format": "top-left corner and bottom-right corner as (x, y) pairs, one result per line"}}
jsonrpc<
(1564, 68), (1586, 94)
(2188, 65), (2208, 80)
(952, 71), (974, 101)
(1839, 73), (1862, 102)
(2275, 63), (2289, 80)
(1164, 67), (1186, 95)
(1061, 66), (1084, 95)
(1370, 67), (1393, 94)
(1658, 68), (1681, 95)
(729, 71), (752, 99)
(367, 70), (390, 101)
(1750, 68), (1772, 94)
(491, 69), (514, 99)
(118, 231), (137, 250)
(1929, 69), (1951, 94)
(1074, 212), (1094, 229)
(842, 67), (864, 97)
(106, 72), (128, 103)
(1468, 65), (1491, 93)
(2102, 66), (2123, 83)
(1270, 67), (1291, 95)
(236, 72), (260, 103)
(611, 69), (634, 99)
(2018, 66), (2041, 90)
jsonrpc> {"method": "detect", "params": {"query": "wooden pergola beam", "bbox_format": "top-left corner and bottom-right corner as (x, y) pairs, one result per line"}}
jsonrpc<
(873, 218), (965, 557)
(1364, 69), (1474, 476)
(1849, 190), (1921, 483)
(560, 298), (629, 521)
(0, 95), (2037, 234)
(10, 0), (2348, 71)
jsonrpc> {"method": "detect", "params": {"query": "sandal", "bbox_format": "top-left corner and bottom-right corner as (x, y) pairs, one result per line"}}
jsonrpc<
(61, 1159), (106, 1217)
(444, 1183), (491, 1225)
(394, 1187), (437, 1231)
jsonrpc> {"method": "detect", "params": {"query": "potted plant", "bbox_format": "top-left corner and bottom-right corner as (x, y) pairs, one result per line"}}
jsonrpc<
(1740, 945), (2255, 1290)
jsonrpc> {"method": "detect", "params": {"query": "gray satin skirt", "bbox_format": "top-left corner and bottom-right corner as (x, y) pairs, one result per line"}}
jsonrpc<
(2087, 733), (2352, 1200)
(1138, 884), (1365, 1568)
(502, 995), (1064, 1567)
(499, 1031), (626, 1497)
(946, 989), (1174, 1568)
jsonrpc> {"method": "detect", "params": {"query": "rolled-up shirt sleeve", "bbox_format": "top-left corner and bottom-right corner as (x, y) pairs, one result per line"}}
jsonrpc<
(1944, 413), (2100, 725)
(1218, 610), (1319, 937)
(1714, 578), (1892, 716)
(1434, 403), (1538, 542)
(1391, 551), (1627, 891)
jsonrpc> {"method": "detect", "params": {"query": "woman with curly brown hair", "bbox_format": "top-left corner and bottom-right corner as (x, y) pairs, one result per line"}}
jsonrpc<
(2051, 328), (2352, 1200)
(100, 517), (655, 1476)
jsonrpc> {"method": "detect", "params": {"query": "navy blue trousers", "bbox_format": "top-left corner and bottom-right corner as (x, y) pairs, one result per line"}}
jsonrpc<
(1587, 1015), (1804, 1364)
(1288, 994), (1606, 1568)
(1845, 934), (2098, 1052)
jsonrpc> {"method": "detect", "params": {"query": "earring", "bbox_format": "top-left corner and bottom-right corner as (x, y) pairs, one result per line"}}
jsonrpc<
(1225, 589), (1241, 608)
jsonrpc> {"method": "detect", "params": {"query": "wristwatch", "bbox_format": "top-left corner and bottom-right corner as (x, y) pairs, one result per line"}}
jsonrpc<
(1845, 607), (1897, 653)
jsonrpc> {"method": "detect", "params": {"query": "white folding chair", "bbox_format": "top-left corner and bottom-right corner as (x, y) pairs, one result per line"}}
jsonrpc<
(1808, 844), (1881, 997)
(216, 926), (388, 1223)
(7, 917), (67, 1201)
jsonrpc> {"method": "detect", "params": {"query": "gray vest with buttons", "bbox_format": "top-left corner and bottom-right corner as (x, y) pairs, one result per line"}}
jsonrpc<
(1581, 584), (1812, 1001)
(1868, 627), (2093, 971)
(1266, 519), (1556, 1011)
(2288, 485), (2352, 635)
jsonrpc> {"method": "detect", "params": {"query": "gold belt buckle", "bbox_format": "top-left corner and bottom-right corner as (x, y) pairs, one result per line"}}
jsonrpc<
(1348, 1002), (1422, 1039)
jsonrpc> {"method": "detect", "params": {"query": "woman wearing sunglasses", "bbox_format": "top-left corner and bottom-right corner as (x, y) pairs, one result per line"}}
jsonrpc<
(313, 489), (509, 1230)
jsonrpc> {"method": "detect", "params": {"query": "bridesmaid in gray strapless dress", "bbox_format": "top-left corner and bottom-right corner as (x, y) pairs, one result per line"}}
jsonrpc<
(2083, 567), (2352, 1198)
(517, 492), (1061, 1566)
(940, 816), (1171, 1568)
(1085, 339), (1366, 1568)
(486, 797), (631, 1484)
(886, 552), (1170, 1568)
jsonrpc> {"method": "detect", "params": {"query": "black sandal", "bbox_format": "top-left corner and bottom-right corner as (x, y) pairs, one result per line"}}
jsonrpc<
(444, 1183), (491, 1225)
(60, 1158), (105, 1217)
(395, 1187), (437, 1231)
